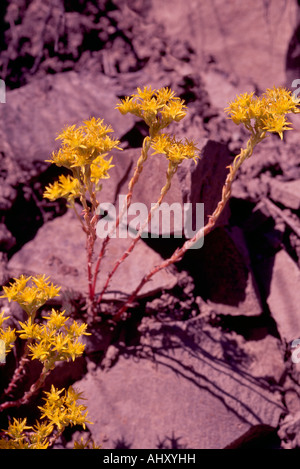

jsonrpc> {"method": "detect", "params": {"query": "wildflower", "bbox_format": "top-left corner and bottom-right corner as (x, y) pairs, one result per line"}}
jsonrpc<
(39, 385), (91, 430)
(18, 309), (90, 367)
(90, 155), (114, 184)
(73, 437), (101, 449)
(43, 174), (81, 203)
(116, 86), (187, 133)
(225, 86), (300, 139)
(47, 118), (120, 170)
(0, 312), (17, 355)
(151, 134), (200, 165)
(17, 317), (41, 340)
(5, 418), (32, 440)
(0, 275), (61, 317)
(0, 387), (91, 448)
(261, 113), (293, 140)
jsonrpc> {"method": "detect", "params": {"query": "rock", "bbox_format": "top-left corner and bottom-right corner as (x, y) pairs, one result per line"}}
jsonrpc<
(0, 223), (15, 251)
(242, 201), (273, 232)
(268, 179), (300, 210)
(260, 249), (300, 343)
(241, 335), (285, 384)
(224, 425), (281, 449)
(0, 148), (23, 211)
(7, 207), (177, 300)
(99, 148), (184, 237)
(151, 0), (297, 92)
(278, 411), (300, 449)
(0, 71), (135, 171)
(176, 139), (232, 229)
(186, 226), (262, 316)
(75, 318), (285, 449)
(286, 10), (300, 89)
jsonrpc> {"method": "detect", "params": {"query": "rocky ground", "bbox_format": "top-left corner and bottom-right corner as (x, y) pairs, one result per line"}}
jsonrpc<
(0, 0), (300, 449)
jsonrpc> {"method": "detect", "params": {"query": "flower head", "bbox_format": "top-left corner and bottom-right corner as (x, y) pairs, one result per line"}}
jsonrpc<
(116, 86), (187, 134)
(0, 311), (16, 357)
(43, 174), (81, 204)
(151, 134), (200, 165)
(18, 309), (90, 368)
(47, 118), (121, 170)
(225, 86), (300, 139)
(39, 385), (91, 430)
(1, 275), (61, 317)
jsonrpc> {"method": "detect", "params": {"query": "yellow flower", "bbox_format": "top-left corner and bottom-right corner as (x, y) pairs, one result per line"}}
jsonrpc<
(47, 118), (120, 170)
(225, 86), (300, 138)
(116, 86), (187, 133)
(0, 323), (17, 356)
(43, 174), (81, 202)
(151, 134), (200, 165)
(1, 275), (61, 316)
(17, 317), (41, 340)
(5, 418), (32, 440)
(39, 386), (91, 430)
(73, 437), (101, 449)
(19, 309), (89, 367)
(261, 113), (293, 140)
(90, 155), (114, 184)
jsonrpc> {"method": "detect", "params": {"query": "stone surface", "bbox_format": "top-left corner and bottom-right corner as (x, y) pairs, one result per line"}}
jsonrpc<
(151, 0), (297, 92)
(260, 249), (300, 343)
(268, 179), (300, 210)
(278, 411), (300, 449)
(177, 139), (232, 229)
(7, 208), (177, 300)
(75, 318), (285, 449)
(188, 226), (263, 316)
(0, 71), (135, 169)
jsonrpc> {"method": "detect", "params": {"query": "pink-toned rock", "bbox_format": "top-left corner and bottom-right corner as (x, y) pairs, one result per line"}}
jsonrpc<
(0, 71), (135, 169)
(151, 0), (296, 92)
(75, 318), (284, 449)
(100, 138), (232, 238)
(268, 179), (300, 210)
(264, 249), (300, 343)
(191, 226), (263, 316)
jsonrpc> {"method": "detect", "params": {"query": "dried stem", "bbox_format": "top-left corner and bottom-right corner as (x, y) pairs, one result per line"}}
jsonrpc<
(0, 365), (51, 411)
(93, 136), (152, 307)
(1, 350), (30, 398)
(97, 161), (178, 303)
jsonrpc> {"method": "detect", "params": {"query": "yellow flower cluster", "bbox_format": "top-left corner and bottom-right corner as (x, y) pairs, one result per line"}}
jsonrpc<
(39, 385), (91, 430)
(151, 133), (200, 165)
(1, 275), (61, 317)
(18, 309), (90, 368)
(116, 86), (187, 135)
(0, 311), (16, 356)
(48, 118), (120, 170)
(43, 174), (81, 203)
(90, 155), (114, 184)
(44, 117), (119, 203)
(0, 386), (92, 449)
(225, 86), (300, 139)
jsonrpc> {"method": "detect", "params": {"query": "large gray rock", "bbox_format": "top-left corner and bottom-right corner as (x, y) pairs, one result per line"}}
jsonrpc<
(189, 226), (263, 316)
(151, 0), (296, 94)
(0, 71), (135, 169)
(268, 179), (300, 211)
(263, 249), (300, 343)
(75, 317), (285, 449)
